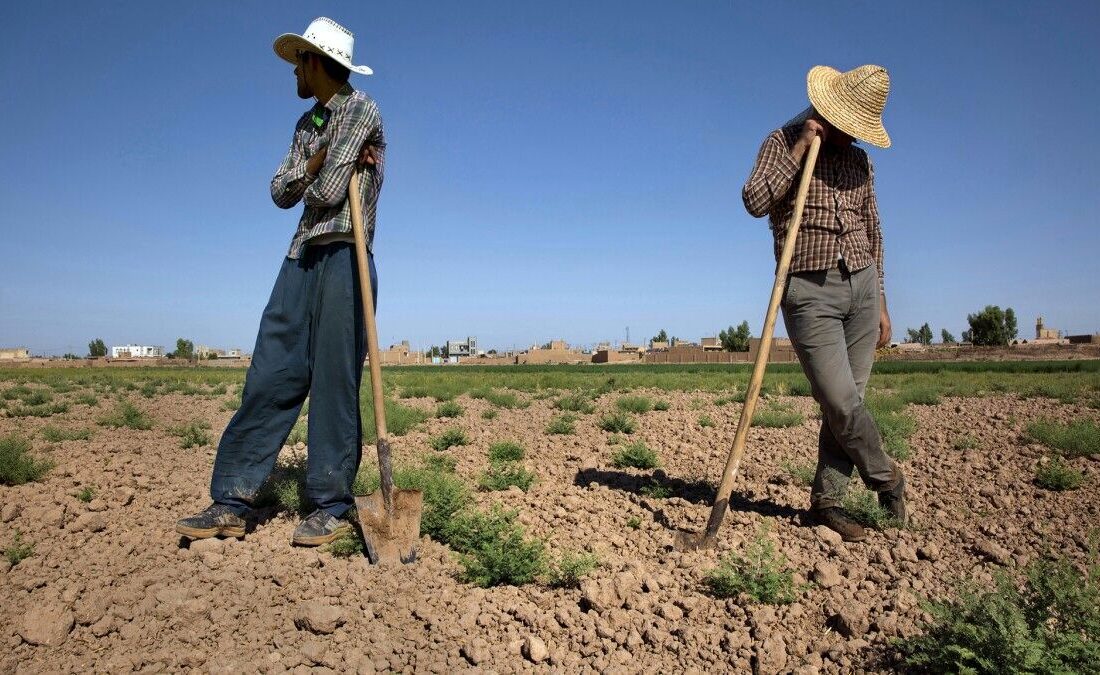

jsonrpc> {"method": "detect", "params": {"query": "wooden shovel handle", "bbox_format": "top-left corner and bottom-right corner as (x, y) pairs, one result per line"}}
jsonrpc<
(700, 135), (821, 543)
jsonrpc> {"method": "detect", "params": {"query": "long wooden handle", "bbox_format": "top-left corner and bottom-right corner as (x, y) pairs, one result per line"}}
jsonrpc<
(348, 170), (393, 505)
(700, 135), (821, 543)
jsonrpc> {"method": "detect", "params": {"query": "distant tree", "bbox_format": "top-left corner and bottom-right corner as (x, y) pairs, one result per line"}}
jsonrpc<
(941, 329), (956, 344)
(175, 338), (195, 360)
(540, 341), (552, 350)
(206, 351), (220, 360)
(963, 306), (1018, 346)
(652, 329), (668, 344)
(62, 353), (80, 360)
(88, 338), (107, 358)
(487, 349), (497, 356)
(906, 323), (933, 345)
(428, 345), (441, 358)
(719, 321), (751, 352)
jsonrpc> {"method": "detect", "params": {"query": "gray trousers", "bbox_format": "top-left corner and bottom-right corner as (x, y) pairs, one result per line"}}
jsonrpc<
(781, 262), (899, 510)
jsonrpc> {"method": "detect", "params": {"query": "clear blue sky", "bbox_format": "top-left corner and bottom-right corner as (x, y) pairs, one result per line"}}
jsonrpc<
(2, 1), (1098, 355)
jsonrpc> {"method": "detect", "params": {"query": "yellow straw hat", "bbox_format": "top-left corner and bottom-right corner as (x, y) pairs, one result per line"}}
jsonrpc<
(806, 65), (891, 148)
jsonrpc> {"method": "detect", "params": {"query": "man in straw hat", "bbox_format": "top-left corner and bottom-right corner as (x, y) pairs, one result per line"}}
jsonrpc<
(176, 17), (385, 546)
(742, 65), (906, 542)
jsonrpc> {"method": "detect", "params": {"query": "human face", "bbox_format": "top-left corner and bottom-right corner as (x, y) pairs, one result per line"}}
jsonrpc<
(294, 51), (314, 99)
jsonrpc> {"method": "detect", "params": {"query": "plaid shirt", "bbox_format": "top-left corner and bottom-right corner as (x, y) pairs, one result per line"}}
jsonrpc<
(743, 126), (885, 295)
(271, 83), (385, 259)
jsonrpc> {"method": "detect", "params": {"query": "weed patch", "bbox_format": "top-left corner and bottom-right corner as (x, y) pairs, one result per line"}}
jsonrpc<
(1035, 457), (1085, 491)
(752, 405), (804, 428)
(1025, 419), (1100, 458)
(599, 412), (635, 434)
(843, 488), (901, 530)
(953, 434), (979, 450)
(488, 441), (525, 463)
(429, 427), (469, 451)
(703, 530), (797, 604)
(41, 425), (92, 442)
(611, 441), (659, 469)
(171, 421), (212, 449)
(0, 434), (54, 485)
(782, 461), (815, 486)
(545, 413), (577, 435)
(98, 400), (153, 430)
(898, 554), (1100, 673)
(698, 414), (715, 428)
(478, 462), (536, 492)
(554, 392), (595, 414)
(4, 532), (34, 566)
(653, 399), (670, 411)
(616, 395), (654, 414)
(548, 551), (600, 588)
(436, 401), (464, 418)
(441, 506), (547, 587)
(75, 485), (96, 503)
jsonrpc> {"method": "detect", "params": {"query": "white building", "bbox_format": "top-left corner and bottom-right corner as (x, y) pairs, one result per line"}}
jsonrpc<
(111, 344), (165, 358)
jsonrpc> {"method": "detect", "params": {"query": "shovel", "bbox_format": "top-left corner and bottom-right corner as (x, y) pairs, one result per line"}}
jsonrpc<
(675, 135), (821, 551)
(348, 167), (423, 564)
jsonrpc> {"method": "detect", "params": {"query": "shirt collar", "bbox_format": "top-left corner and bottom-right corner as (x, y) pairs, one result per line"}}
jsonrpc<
(321, 82), (355, 112)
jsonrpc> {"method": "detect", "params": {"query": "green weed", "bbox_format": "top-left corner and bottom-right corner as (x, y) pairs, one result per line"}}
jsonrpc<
(481, 409), (498, 420)
(4, 532), (34, 566)
(611, 441), (659, 469)
(626, 516), (642, 529)
(1026, 419), (1100, 458)
(898, 553), (1100, 674)
(843, 488), (901, 530)
(545, 413), (577, 435)
(478, 462), (536, 492)
(41, 425), (92, 442)
(98, 400), (153, 430)
(752, 406), (804, 428)
(436, 401), (464, 418)
(782, 460), (815, 487)
(488, 441), (525, 463)
(1035, 457), (1085, 491)
(599, 412), (635, 434)
(653, 399), (670, 411)
(953, 434), (979, 451)
(698, 414), (715, 428)
(0, 434), (54, 485)
(703, 529), (797, 604)
(75, 485), (96, 503)
(442, 506), (547, 587)
(429, 427), (469, 451)
(616, 395), (654, 414)
(172, 421), (211, 449)
(554, 391), (595, 414)
(548, 551), (600, 588)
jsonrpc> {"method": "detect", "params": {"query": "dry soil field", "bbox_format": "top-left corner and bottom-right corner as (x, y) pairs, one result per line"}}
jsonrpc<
(1, 363), (1098, 674)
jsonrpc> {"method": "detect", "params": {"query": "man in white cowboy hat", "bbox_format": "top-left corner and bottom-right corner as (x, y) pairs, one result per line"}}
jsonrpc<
(177, 17), (386, 546)
(742, 64), (906, 542)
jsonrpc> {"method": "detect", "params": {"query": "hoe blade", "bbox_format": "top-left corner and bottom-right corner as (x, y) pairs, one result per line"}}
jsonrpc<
(354, 489), (423, 565)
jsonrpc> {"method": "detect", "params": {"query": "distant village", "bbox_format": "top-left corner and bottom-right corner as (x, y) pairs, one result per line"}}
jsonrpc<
(2, 317), (1097, 368)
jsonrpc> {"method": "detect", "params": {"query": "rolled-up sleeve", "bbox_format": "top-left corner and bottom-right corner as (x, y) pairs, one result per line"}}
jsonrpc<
(742, 131), (801, 218)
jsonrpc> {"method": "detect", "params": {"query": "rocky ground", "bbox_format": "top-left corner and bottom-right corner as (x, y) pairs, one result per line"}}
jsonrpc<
(2, 385), (1098, 674)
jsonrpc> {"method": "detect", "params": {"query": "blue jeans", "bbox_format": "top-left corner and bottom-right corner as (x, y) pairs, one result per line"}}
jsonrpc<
(211, 242), (376, 518)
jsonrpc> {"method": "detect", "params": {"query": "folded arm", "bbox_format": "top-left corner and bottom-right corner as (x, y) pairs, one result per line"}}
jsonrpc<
(304, 99), (382, 209)
(270, 122), (317, 209)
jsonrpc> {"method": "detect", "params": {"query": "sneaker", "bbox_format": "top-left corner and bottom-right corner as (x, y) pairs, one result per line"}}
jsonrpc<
(292, 509), (353, 547)
(176, 503), (246, 539)
(810, 507), (868, 542)
(878, 471), (908, 527)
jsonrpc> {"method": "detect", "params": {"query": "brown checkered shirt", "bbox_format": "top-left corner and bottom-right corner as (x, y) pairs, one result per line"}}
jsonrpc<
(743, 126), (885, 296)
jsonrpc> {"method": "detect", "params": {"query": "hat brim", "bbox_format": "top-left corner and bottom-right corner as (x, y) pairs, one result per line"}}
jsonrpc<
(273, 33), (373, 75)
(807, 66), (890, 148)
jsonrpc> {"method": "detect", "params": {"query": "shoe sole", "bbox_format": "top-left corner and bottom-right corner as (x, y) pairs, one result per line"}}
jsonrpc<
(292, 524), (352, 547)
(176, 524), (246, 539)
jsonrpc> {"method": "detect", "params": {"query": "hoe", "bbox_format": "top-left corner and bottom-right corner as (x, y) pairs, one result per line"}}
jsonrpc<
(676, 135), (821, 551)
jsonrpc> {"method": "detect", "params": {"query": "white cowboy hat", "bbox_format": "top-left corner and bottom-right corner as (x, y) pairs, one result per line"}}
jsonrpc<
(806, 64), (891, 148)
(273, 17), (373, 76)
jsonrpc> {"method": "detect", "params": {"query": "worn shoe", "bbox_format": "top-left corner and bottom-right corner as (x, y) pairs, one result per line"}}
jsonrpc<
(878, 471), (908, 527)
(810, 507), (868, 542)
(176, 503), (246, 539)
(292, 509), (353, 546)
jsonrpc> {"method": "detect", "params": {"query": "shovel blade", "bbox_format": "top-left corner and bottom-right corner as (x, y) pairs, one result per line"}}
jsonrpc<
(354, 488), (423, 565)
(673, 529), (715, 552)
